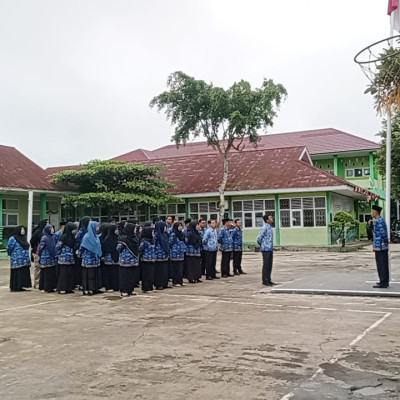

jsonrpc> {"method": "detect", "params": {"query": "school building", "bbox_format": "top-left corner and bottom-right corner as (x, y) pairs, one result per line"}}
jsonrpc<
(0, 128), (388, 247)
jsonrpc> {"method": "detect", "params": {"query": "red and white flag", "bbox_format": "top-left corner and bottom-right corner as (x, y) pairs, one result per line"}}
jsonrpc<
(388, 0), (400, 32)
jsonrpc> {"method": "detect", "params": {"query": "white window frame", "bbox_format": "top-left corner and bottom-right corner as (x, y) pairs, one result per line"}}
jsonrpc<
(279, 196), (327, 228)
(232, 198), (275, 229)
(346, 168), (368, 178)
(150, 203), (186, 222)
(189, 201), (219, 222)
(2, 212), (19, 227)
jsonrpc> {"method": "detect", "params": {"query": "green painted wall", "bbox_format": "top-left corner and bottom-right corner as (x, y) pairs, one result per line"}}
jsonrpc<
(243, 228), (278, 246)
(280, 227), (329, 246)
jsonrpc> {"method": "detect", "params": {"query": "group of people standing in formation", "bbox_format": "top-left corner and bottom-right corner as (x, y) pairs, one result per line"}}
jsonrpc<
(7, 213), (276, 296)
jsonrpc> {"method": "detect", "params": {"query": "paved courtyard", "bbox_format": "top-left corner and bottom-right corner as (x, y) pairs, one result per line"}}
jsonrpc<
(1, 245), (400, 399)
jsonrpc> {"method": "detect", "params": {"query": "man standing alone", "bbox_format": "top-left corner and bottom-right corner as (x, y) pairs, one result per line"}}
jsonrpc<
(257, 214), (275, 286)
(371, 205), (389, 288)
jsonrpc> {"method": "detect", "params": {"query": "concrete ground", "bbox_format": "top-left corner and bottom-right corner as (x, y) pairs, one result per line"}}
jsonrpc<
(0, 246), (400, 400)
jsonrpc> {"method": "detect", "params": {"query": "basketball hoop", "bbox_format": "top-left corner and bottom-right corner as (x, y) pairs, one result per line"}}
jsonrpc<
(354, 35), (400, 115)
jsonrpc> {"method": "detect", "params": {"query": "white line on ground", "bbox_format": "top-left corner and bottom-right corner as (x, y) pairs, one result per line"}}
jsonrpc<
(279, 312), (392, 400)
(0, 299), (62, 312)
(365, 281), (400, 284)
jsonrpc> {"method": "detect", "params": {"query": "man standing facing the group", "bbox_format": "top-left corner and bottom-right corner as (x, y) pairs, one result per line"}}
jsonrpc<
(257, 214), (275, 286)
(371, 205), (389, 288)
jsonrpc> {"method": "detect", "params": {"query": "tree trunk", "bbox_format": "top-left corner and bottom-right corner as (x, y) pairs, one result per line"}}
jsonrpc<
(218, 152), (229, 226)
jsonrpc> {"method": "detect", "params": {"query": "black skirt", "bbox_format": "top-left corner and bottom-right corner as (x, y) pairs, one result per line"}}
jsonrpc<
(57, 263), (75, 292)
(185, 256), (201, 282)
(171, 260), (184, 285)
(154, 260), (169, 288)
(141, 261), (155, 292)
(82, 267), (103, 291)
(10, 265), (32, 291)
(74, 256), (83, 286)
(119, 266), (140, 294)
(39, 266), (57, 292)
(106, 264), (120, 291)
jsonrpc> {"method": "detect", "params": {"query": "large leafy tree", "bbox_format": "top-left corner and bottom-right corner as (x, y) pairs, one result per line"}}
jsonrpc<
(51, 160), (177, 214)
(375, 112), (400, 201)
(150, 71), (287, 221)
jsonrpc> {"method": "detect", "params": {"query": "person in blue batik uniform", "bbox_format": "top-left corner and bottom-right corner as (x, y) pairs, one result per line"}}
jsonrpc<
(185, 220), (202, 283)
(154, 221), (170, 290)
(117, 223), (140, 297)
(53, 221), (66, 246)
(257, 214), (276, 286)
(169, 221), (186, 286)
(140, 226), (155, 292)
(202, 219), (220, 280)
(74, 216), (91, 288)
(7, 225), (32, 292)
(371, 205), (389, 288)
(198, 218), (207, 276)
(232, 218), (246, 275)
(56, 222), (77, 294)
(80, 221), (103, 295)
(218, 218), (234, 277)
(101, 224), (120, 292)
(38, 224), (57, 292)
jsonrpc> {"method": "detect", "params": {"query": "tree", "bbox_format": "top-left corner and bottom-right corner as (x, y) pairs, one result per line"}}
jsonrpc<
(329, 210), (359, 247)
(375, 112), (400, 201)
(51, 160), (177, 216)
(150, 71), (287, 222)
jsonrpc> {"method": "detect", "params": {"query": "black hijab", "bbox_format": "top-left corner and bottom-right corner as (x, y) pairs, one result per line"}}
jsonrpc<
(30, 218), (48, 249)
(13, 226), (30, 250)
(79, 216), (91, 234)
(60, 222), (77, 249)
(186, 220), (202, 248)
(41, 224), (57, 257)
(118, 220), (127, 235)
(102, 224), (119, 262)
(119, 223), (139, 256)
(99, 223), (110, 245)
(141, 226), (154, 242)
(173, 222), (185, 241)
(144, 220), (152, 227)
(154, 220), (170, 255)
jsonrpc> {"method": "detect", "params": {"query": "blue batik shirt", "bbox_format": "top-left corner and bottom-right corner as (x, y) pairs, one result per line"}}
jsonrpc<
(80, 248), (100, 268)
(38, 240), (56, 267)
(257, 222), (274, 252)
(7, 236), (31, 269)
(169, 232), (186, 261)
(154, 238), (169, 261)
(140, 240), (156, 262)
(373, 216), (389, 251)
(54, 230), (63, 245)
(218, 226), (233, 252)
(202, 227), (218, 252)
(56, 241), (75, 265)
(232, 227), (243, 251)
(117, 243), (139, 267)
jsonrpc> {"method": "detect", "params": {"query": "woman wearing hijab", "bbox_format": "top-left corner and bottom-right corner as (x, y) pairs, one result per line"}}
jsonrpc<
(80, 221), (103, 295)
(139, 226), (155, 293)
(169, 222), (186, 287)
(56, 222), (77, 294)
(118, 220), (127, 236)
(99, 223), (110, 289)
(102, 224), (120, 292)
(29, 218), (48, 289)
(7, 226), (32, 291)
(74, 216), (91, 288)
(117, 223), (140, 296)
(38, 224), (57, 292)
(154, 221), (170, 290)
(185, 220), (202, 283)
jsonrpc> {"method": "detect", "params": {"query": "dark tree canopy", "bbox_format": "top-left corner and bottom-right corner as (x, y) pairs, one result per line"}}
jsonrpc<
(150, 71), (287, 220)
(51, 160), (177, 209)
(375, 113), (400, 201)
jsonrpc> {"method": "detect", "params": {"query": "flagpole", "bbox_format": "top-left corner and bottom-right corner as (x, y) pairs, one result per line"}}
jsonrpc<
(385, 12), (394, 275)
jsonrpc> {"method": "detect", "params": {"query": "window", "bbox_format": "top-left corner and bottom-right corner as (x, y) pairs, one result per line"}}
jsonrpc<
(189, 201), (219, 222)
(346, 168), (370, 178)
(359, 214), (372, 223)
(2, 199), (18, 210)
(2, 199), (19, 227)
(232, 199), (275, 228)
(280, 196), (327, 228)
(150, 203), (186, 222)
(2, 213), (18, 226)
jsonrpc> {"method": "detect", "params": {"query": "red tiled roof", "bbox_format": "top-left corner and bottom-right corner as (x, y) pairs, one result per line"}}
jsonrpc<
(112, 128), (379, 162)
(45, 164), (82, 178)
(141, 146), (354, 195)
(0, 145), (55, 190)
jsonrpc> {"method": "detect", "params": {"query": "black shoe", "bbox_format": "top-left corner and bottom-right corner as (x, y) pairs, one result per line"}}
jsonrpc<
(373, 284), (388, 288)
(227, 274), (234, 277)
(188, 280), (196, 284)
(156, 287), (164, 290)
(221, 275), (228, 278)
(263, 282), (273, 286)
(239, 271), (247, 275)
(234, 271), (240, 275)
(196, 279), (203, 283)
(212, 276), (220, 279)
(206, 276), (213, 280)
(269, 281), (277, 286)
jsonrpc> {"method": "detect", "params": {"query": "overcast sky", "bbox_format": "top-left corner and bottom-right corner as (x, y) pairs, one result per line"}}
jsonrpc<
(0, 1), (393, 168)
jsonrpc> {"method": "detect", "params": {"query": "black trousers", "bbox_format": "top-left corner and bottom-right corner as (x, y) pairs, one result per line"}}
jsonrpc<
(221, 251), (232, 276)
(262, 251), (273, 284)
(375, 249), (389, 286)
(201, 250), (207, 275)
(233, 251), (243, 273)
(185, 255), (201, 282)
(205, 251), (217, 278)
(171, 260), (184, 285)
(141, 261), (155, 291)
(154, 260), (169, 288)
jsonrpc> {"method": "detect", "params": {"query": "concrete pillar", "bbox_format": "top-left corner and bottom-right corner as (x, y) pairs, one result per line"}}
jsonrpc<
(369, 152), (375, 188)
(333, 155), (339, 177)
(0, 193), (3, 244)
(274, 194), (280, 246)
(27, 191), (33, 243)
(327, 192), (332, 245)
